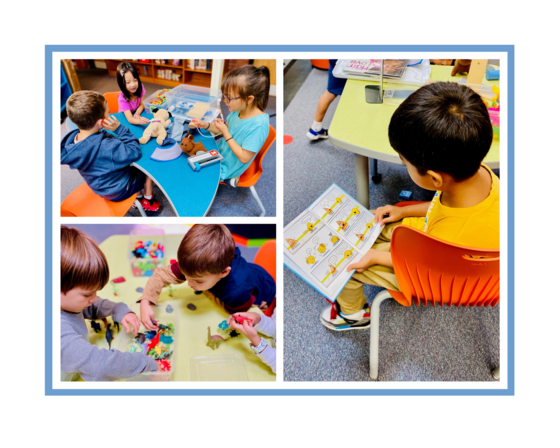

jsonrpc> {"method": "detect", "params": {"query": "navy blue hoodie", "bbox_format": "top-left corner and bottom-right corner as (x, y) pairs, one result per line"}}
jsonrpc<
(61, 125), (142, 200)
(171, 247), (276, 313)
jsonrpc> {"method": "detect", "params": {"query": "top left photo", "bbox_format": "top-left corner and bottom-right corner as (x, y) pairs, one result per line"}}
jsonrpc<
(59, 58), (277, 217)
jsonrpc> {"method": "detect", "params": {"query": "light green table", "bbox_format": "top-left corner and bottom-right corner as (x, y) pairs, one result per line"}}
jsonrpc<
(329, 65), (500, 207)
(86, 235), (276, 382)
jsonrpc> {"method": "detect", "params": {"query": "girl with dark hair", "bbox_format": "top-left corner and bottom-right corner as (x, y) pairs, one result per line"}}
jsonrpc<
(116, 62), (150, 125)
(191, 65), (271, 187)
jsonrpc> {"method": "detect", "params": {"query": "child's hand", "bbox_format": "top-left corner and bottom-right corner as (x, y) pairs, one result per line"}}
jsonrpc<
(227, 312), (262, 346)
(190, 118), (205, 129)
(140, 299), (159, 331)
(347, 249), (378, 273)
(103, 115), (121, 132)
(373, 205), (403, 226)
(258, 301), (268, 311)
(213, 118), (228, 135)
(134, 113), (150, 125)
(121, 312), (141, 336)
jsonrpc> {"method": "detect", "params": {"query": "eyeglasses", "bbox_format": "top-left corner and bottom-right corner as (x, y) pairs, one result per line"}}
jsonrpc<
(224, 95), (241, 103)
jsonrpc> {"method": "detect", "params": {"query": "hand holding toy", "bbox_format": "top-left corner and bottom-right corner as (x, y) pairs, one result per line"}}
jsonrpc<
(121, 312), (141, 336)
(213, 118), (228, 135)
(140, 299), (159, 331)
(227, 313), (261, 346)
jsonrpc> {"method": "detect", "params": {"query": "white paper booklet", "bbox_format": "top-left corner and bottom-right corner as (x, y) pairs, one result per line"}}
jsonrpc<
(283, 184), (383, 302)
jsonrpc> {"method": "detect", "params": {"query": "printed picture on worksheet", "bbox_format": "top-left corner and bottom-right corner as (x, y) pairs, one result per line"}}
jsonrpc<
(310, 242), (357, 289)
(283, 210), (325, 255)
(330, 200), (364, 237)
(285, 225), (343, 274)
(309, 185), (349, 225)
(344, 209), (379, 250)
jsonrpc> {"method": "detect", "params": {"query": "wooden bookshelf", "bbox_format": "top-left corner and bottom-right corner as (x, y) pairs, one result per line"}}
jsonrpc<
(105, 59), (213, 88)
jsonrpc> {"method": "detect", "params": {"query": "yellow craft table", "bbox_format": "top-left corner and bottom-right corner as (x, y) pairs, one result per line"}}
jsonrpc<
(328, 65), (500, 207)
(86, 234), (276, 382)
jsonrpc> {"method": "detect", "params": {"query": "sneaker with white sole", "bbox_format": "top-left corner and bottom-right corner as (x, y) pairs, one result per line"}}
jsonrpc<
(307, 128), (329, 140)
(320, 300), (371, 331)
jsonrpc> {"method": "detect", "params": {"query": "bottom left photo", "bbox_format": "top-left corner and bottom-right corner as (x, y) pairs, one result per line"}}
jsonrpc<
(59, 223), (277, 382)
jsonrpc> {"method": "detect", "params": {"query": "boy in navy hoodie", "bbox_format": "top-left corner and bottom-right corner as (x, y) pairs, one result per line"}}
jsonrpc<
(61, 90), (160, 211)
(138, 224), (276, 331)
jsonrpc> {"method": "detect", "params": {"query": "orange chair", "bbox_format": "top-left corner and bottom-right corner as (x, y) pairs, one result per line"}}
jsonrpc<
(61, 182), (146, 217)
(103, 92), (121, 114)
(253, 240), (277, 317)
(370, 225), (500, 380)
(311, 60), (330, 70)
(221, 125), (276, 217)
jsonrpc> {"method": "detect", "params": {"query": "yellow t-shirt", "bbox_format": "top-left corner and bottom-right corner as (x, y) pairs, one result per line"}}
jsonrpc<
(401, 165), (499, 249)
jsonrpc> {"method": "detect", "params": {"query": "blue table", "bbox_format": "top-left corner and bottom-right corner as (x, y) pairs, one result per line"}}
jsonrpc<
(118, 112), (221, 216)
(65, 112), (221, 216)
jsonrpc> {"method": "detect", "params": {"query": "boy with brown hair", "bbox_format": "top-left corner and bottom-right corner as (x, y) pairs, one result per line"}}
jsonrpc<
(321, 82), (499, 331)
(61, 90), (160, 211)
(139, 224), (276, 331)
(60, 226), (159, 381)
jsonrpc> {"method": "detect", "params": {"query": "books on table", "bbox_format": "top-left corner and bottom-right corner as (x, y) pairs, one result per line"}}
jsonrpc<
(283, 184), (383, 302)
(341, 59), (410, 79)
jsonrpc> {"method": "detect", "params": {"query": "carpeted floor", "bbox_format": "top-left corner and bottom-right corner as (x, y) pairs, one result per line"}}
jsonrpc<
(283, 65), (500, 381)
(60, 68), (276, 217)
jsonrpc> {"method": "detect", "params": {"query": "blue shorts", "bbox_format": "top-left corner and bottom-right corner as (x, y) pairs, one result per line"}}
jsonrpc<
(327, 59), (347, 96)
(106, 167), (146, 202)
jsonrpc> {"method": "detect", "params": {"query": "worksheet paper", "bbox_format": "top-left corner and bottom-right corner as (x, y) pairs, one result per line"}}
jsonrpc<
(283, 184), (383, 302)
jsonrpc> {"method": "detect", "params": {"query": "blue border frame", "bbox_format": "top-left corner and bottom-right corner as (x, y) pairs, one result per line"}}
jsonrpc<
(48, 45), (514, 395)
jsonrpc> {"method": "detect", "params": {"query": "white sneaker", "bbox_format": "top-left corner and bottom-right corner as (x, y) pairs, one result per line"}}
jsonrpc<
(320, 301), (371, 331)
(307, 128), (329, 141)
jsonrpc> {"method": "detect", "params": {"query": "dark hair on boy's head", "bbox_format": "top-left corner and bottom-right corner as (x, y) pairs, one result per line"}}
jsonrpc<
(116, 62), (143, 101)
(61, 226), (109, 294)
(388, 82), (493, 181)
(177, 224), (236, 277)
(221, 65), (270, 112)
(66, 91), (107, 131)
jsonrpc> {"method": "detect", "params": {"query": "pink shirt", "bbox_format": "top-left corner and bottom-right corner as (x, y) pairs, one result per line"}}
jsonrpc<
(118, 85), (146, 113)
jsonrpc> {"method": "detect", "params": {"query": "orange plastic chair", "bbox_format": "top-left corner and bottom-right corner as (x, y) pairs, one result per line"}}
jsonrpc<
(253, 240), (277, 317)
(370, 224), (500, 380)
(60, 182), (146, 217)
(103, 92), (121, 114)
(311, 60), (330, 70)
(220, 125), (276, 217)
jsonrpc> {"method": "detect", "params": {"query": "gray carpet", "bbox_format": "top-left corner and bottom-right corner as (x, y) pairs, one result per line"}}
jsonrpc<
(60, 68), (276, 217)
(283, 67), (500, 381)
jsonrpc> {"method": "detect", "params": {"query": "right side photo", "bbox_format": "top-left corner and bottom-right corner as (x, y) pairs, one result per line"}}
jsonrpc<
(283, 58), (501, 381)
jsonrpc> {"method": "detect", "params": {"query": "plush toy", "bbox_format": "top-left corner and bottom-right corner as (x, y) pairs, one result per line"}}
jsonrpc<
(139, 108), (172, 146)
(179, 131), (208, 157)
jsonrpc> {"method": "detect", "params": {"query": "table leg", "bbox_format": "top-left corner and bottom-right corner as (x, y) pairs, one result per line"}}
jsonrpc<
(355, 153), (370, 208)
(371, 158), (382, 184)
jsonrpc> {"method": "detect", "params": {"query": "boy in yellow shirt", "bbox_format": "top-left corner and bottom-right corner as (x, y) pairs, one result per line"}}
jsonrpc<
(322, 82), (499, 331)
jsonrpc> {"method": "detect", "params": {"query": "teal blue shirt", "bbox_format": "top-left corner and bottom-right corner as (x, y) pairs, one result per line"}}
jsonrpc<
(218, 111), (269, 180)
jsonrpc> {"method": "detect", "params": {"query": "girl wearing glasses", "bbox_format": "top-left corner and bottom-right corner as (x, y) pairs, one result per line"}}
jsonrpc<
(191, 65), (271, 187)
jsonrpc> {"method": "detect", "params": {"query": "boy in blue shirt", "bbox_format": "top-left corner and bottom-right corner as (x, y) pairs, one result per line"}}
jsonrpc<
(139, 224), (276, 330)
(61, 90), (160, 211)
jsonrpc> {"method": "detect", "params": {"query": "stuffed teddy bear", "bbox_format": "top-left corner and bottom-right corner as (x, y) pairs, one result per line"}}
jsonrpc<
(179, 131), (208, 157)
(139, 108), (172, 146)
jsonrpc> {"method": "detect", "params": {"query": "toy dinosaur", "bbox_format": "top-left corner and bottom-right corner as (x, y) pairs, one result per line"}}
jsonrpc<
(139, 108), (172, 146)
(179, 131), (208, 157)
(105, 323), (114, 349)
(207, 326), (225, 350)
(113, 321), (120, 332)
(90, 320), (102, 333)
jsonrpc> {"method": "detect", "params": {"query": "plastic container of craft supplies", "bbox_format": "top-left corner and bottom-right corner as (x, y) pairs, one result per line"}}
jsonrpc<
(114, 302), (178, 381)
(143, 88), (173, 115)
(165, 84), (222, 124)
(129, 228), (166, 277)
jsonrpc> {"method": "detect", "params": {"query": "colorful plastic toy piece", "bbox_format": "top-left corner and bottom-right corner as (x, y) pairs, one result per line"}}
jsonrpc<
(159, 323), (171, 331)
(187, 303), (197, 310)
(105, 323), (114, 349)
(136, 287), (144, 293)
(111, 282), (120, 297)
(233, 315), (254, 326)
(146, 332), (161, 352)
(90, 320), (102, 333)
(166, 304), (173, 313)
(218, 320), (230, 331)
(207, 326), (225, 350)
(145, 331), (157, 340)
(135, 333), (146, 344)
(111, 276), (126, 283)
(160, 335), (174, 344)
(113, 321), (120, 332)
(156, 359), (171, 371)
(399, 190), (412, 200)
(167, 284), (175, 297)
(129, 345), (137, 353)
(229, 330), (240, 338)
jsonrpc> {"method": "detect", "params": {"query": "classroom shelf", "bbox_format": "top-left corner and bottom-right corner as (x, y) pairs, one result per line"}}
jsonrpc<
(105, 59), (213, 88)
(61, 64), (72, 113)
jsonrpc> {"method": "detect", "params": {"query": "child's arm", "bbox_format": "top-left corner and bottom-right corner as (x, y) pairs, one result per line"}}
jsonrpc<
(373, 202), (430, 226)
(102, 118), (144, 169)
(347, 249), (393, 271)
(82, 298), (131, 326)
(123, 108), (150, 125)
(138, 265), (184, 330)
(61, 324), (158, 381)
(214, 119), (255, 164)
(133, 99), (146, 119)
(190, 118), (221, 135)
